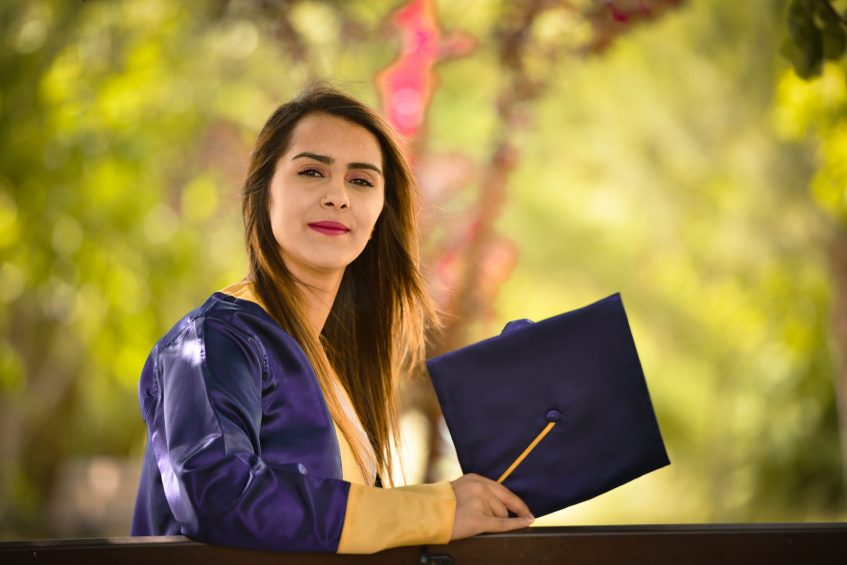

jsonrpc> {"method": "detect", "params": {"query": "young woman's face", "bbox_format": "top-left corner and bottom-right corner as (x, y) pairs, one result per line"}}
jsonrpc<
(269, 112), (385, 284)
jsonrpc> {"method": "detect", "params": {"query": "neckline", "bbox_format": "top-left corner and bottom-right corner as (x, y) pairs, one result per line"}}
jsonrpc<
(218, 280), (268, 310)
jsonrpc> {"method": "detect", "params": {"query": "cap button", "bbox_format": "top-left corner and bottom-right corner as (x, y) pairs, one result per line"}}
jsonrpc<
(545, 409), (561, 422)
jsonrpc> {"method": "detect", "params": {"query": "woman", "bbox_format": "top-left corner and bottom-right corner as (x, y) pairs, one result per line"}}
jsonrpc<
(130, 83), (533, 553)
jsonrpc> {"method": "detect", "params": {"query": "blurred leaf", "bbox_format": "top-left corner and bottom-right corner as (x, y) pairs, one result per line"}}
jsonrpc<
(822, 21), (846, 60)
(787, 0), (824, 78)
(816, 0), (847, 59)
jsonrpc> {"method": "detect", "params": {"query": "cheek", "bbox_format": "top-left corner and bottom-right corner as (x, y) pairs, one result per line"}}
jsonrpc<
(268, 192), (299, 247)
(267, 197), (283, 238)
(269, 187), (304, 224)
(369, 192), (386, 229)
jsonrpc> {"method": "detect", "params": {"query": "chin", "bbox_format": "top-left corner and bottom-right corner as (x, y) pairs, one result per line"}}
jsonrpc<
(279, 237), (372, 278)
(305, 251), (364, 274)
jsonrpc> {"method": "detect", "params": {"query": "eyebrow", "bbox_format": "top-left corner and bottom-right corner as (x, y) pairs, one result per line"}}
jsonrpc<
(292, 152), (383, 176)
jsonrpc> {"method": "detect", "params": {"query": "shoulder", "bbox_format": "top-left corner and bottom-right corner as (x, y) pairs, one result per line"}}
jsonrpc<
(139, 286), (316, 392)
(153, 292), (264, 349)
(145, 290), (315, 385)
(139, 294), (270, 408)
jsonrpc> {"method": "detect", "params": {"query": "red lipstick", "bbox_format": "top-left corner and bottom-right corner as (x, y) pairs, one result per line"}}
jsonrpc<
(308, 221), (350, 236)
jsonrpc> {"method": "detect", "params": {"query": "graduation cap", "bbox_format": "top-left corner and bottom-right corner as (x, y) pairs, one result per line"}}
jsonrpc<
(426, 293), (669, 518)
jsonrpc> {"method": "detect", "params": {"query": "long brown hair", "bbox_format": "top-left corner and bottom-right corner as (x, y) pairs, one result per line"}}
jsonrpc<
(242, 82), (436, 483)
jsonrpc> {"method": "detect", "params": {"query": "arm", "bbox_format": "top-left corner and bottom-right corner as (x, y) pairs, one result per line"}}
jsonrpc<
(147, 315), (348, 552)
(337, 475), (533, 553)
(338, 482), (455, 553)
(145, 314), (464, 553)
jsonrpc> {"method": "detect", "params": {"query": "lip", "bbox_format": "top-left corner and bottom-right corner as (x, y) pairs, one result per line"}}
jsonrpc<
(308, 220), (351, 236)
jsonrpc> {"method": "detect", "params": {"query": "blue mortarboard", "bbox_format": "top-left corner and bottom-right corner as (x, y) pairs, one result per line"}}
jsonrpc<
(426, 293), (669, 518)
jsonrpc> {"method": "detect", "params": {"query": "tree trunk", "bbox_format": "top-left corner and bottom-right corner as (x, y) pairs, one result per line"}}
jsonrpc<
(827, 229), (847, 492)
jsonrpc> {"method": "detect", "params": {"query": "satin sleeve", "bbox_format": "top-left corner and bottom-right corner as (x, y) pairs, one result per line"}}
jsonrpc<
(144, 315), (350, 552)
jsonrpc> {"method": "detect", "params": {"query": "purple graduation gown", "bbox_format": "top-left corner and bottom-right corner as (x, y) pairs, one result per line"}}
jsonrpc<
(131, 292), (352, 552)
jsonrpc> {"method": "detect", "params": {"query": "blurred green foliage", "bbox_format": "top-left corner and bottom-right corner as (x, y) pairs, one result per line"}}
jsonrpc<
(784, 0), (847, 79)
(0, 0), (844, 538)
(495, 0), (842, 523)
(776, 64), (847, 225)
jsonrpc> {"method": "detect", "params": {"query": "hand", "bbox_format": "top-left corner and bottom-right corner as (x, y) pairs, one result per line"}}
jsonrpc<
(449, 473), (534, 540)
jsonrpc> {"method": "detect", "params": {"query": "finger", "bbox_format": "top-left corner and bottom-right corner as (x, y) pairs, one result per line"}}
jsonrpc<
(484, 515), (534, 533)
(486, 495), (509, 518)
(482, 479), (533, 518)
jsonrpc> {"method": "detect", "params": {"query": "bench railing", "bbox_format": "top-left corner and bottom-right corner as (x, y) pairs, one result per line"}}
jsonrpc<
(2, 523), (846, 564)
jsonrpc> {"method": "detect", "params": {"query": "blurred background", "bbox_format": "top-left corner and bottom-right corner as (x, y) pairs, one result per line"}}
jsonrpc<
(2, 0), (846, 539)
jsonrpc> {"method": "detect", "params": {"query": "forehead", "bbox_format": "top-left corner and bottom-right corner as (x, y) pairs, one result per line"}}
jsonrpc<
(285, 112), (383, 165)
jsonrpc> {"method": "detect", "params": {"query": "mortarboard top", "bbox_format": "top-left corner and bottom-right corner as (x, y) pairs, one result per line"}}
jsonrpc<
(426, 293), (669, 518)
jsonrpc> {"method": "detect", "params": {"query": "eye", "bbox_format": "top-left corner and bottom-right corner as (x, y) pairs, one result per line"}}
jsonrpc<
(298, 167), (324, 178)
(348, 176), (374, 188)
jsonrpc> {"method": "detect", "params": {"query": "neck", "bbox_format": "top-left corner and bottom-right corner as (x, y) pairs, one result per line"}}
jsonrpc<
(295, 269), (344, 338)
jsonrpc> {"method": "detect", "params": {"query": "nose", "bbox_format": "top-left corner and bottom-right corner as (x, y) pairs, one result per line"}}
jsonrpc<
(320, 183), (350, 210)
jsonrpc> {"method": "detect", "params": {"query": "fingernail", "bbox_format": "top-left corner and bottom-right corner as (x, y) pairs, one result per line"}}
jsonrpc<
(525, 515), (535, 524)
